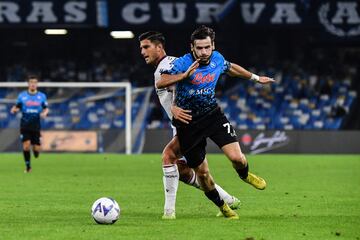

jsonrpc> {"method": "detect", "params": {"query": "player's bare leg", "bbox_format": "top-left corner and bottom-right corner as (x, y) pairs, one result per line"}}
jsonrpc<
(222, 142), (266, 190)
(172, 136), (241, 209)
(177, 159), (241, 209)
(22, 140), (32, 173)
(177, 159), (198, 186)
(33, 144), (41, 158)
(194, 160), (238, 219)
(194, 160), (215, 192)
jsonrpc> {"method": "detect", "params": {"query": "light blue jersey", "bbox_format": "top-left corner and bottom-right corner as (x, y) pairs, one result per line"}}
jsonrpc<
(16, 91), (48, 130)
(165, 51), (230, 118)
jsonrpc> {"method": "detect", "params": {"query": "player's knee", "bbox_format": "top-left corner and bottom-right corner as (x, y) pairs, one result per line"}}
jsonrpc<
(196, 169), (210, 181)
(23, 143), (31, 151)
(23, 146), (31, 151)
(34, 145), (41, 152)
(162, 148), (177, 165)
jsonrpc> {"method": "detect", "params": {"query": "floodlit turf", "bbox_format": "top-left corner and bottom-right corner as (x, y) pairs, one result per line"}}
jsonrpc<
(0, 153), (359, 240)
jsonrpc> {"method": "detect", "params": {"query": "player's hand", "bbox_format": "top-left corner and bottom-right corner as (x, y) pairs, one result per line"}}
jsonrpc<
(10, 107), (18, 114)
(182, 59), (200, 80)
(258, 76), (275, 84)
(40, 112), (47, 118)
(167, 84), (175, 92)
(171, 105), (192, 124)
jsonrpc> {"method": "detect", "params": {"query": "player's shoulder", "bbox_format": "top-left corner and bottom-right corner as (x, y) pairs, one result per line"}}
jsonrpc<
(159, 56), (177, 67)
(18, 91), (28, 97)
(179, 53), (192, 60)
(211, 51), (228, 67)
(167, 56), (177, 62)
(175, 53), (193, 65)
(212, 51), (225, 60)
(37, 91), (47, 98)
(156, 56), (177, 74)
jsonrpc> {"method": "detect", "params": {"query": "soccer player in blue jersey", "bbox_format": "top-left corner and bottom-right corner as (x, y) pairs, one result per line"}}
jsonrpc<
(11, 76), (49, 173)
(157, 26), (274, 216)
(139, 31), (241, 219)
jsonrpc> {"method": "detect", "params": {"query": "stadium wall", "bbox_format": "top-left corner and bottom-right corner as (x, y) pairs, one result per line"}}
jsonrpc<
(1, 129), (359, 154)
(0, 129), (125, 153)
(143, 130), (360, 154)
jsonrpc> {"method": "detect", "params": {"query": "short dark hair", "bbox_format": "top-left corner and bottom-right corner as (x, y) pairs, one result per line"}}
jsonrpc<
(27, 75), (39, 81)
(138, 31), (165, 47)
(191, 25), (215, 44)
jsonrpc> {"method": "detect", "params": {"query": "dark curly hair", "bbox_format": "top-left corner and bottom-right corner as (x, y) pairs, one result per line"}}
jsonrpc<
(138, 31), (165, 48)
(190, 25), (215, 44)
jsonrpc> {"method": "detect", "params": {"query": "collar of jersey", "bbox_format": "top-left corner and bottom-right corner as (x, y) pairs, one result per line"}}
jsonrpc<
(155, 55), (168, 69)
(27, 90), (38, 95)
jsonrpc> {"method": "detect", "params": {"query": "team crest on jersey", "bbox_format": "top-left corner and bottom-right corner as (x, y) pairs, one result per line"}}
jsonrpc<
(210, 62), (216, 68)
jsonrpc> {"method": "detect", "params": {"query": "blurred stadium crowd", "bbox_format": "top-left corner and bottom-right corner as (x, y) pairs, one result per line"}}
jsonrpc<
(0, 28), (359, 130)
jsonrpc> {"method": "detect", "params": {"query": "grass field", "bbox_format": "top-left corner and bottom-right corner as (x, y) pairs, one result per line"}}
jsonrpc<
(0, 153), (359, 240)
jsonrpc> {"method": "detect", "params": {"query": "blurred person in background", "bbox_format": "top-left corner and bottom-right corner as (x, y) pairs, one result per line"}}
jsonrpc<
(11, 75), (48, 173)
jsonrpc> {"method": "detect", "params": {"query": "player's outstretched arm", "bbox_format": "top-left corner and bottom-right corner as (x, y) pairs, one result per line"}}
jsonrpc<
(157, 59), (200, 89)
(227, 63), (274, 84)
(157, 74), (184, 89)
(171, 105), (192, 124)
(10, 106), (19, 114)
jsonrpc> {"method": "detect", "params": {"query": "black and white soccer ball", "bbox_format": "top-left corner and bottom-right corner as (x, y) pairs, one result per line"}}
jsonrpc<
(91, 197), (120, 224)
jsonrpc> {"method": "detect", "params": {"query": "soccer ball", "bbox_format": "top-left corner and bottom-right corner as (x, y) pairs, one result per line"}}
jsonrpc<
(91, 197), (120, 224)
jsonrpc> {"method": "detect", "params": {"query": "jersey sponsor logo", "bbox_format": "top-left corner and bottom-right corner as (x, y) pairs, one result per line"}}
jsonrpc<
(191, 72), (215, 85)
(195, 87), (214, 95)
(26, 109), (40, 113)
(25, 100), (41, 107)
(188, 87), (214, 96)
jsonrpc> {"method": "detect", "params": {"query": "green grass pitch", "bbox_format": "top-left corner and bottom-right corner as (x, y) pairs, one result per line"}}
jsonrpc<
(0, 153), (359, 240)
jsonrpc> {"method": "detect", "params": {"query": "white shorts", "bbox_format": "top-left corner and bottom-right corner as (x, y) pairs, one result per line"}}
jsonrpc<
(171, 124), (177, 137)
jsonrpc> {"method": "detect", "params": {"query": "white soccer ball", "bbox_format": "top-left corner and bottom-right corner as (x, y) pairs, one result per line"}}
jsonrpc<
(91, 197), (120, 224)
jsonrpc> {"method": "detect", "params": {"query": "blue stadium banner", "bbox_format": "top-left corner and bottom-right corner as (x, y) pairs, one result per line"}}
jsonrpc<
(107, 0), (360, 39)
(0, 0), (98, 27)
(1, 0), (359, 39)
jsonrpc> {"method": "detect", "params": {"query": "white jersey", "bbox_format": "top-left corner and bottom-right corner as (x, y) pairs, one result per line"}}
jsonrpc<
(155, 56), (185, 161)
(154, 56), (177, 120)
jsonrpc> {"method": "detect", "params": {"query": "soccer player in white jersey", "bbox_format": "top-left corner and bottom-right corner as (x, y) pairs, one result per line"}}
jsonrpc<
(139, 31), (241, 219)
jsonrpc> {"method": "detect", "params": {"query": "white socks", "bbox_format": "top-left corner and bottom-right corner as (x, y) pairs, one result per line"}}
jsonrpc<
(214, 184), (234, 205)
(163, 164), (179, 214)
